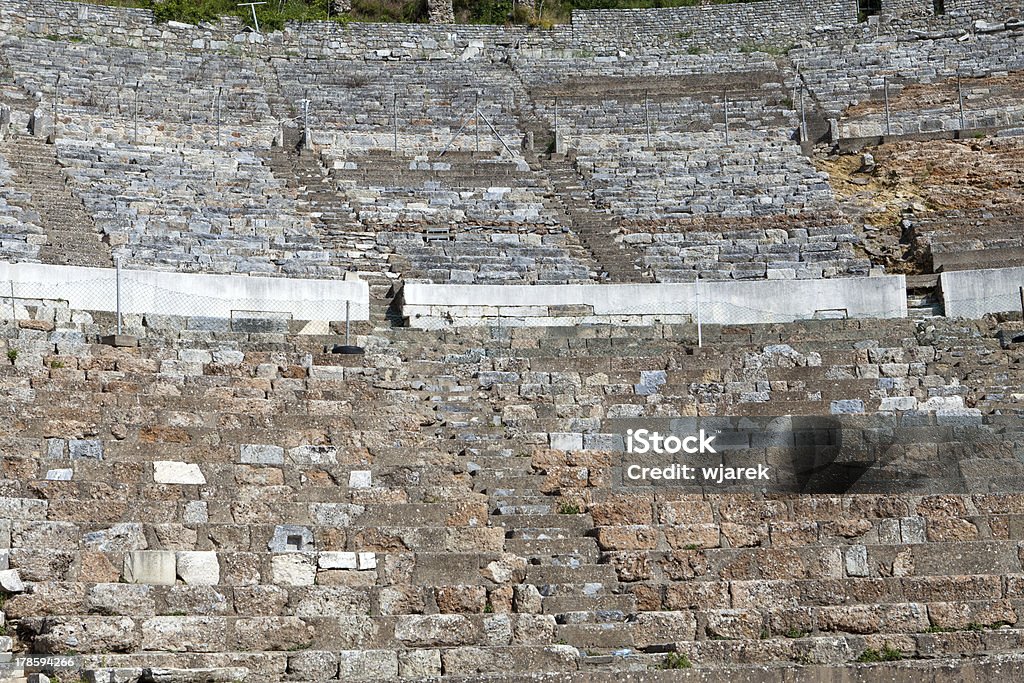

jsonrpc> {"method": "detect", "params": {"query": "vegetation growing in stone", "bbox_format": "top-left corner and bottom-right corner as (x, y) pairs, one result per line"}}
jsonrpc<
(659, 652), (693, 669)
(86, 0), (756, 26)
(557, 500), (581, 514)
(856, 645), (903, 663)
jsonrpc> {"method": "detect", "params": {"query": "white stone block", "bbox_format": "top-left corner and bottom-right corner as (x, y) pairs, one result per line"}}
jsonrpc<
(272, 553), (316, 586)
(348, 470), (372, 489)
(549, 432), (583, 451)
(318, 551), (358, 570)
(879, 396), (918, 411)
(176, 551), (220, 585)
(153, 461), (206, 485)
(184, 501), (209, 525)
(357, 552), (377, 570)
(0, 569), (24, 593)
(123, 551), (176, 585)
(45, 469), (73, 481)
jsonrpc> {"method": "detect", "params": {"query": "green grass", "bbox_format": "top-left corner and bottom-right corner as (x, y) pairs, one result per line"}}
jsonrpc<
(658, 652), (692, 669)
(557, 501), (581, 514)
(82, 0), (757, 26)
(856, 644), (903, 663)
(6, 349), (17, 363)
(81, 0), (429, 28)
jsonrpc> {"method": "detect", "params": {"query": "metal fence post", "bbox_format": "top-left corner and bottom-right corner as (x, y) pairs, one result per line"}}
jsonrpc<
(53, 74), (60, 138)
(1019, 286), (1023, 320)
(302, 98), (310, 148)
(957, 72), (965, 131)
(644, 90), (651, 148)
(216, 87), (223, 148)
(724, 95), (730, 145)
(474, 96), (480, 153)
(345, 300), (351, 346)
(133, 80), (140, 144)
(9, 281), (15, 323)
(116, 256), (123, 335)
(883, 76), (891, 137)
(393, 91), (398, 154)
(799, 85), (807, 142)
(695, 278), (703, 348)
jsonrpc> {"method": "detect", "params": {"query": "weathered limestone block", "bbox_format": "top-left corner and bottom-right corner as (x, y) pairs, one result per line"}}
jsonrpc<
(271, 553), (317, 586)
(394, 614), (482, 647)
(704, 609), (764, 640)
(318, 552), (357, 570)
(512, 614), (556, 644)
(34, 616), (139, 654)
(436, 585), (486, 614)
(86, 584), (156, 617)
(0, 568), (26, 593)
(292, 586), (370, 617)
(165, 585), (229, 616)
(513, 584), (543, 614)
(240, 444), (284, 464)
(338, 650), (399, 680)
(664, 524), (721, 549)
(269, 525), (314, 553)
(596, 526), (659, 551)
(817, 603), (928, 634)
(287, 650), (338, 680)
(398, 648), (442, 678)
(141, 616), (226, 652)
(481, 554), (527, 584)
(176, 551), (220, 585)
(287, 445), (338, 465)
(122, 551), (176, 586)
(153, 461), (206, 485)
(234, 616), (314, 651)
(591, 496), (654, 526)
(632, 611), (698, 647)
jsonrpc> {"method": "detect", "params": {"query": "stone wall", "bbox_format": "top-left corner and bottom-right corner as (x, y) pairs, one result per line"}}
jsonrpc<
(1, 0), (1019, 60)
(400, 275), (907, 327)
(0, 260), (370, 321)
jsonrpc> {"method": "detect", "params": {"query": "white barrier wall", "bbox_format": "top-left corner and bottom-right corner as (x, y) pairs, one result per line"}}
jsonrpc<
(941, 266), (1024, 319)
(401, 276), (908, 327)
(0, 262), (369, 321)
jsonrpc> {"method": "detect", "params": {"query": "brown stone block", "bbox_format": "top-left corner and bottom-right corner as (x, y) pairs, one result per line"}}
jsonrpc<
(718, 496), (787, 523)
(79, 551), (123, 583)
(629, 582), (663, 611)
(595, 525), (658, 551)
(664, 524), (721, 550)
(703, 608), (763, 640)
(769, 521), (820, 547)
(721, 522), (768, 548)
(4, 580), (86, 618)
(436, 585), (487, 614)
(233, 616), (314, 651)
(658, 498), (714, 525)
(666, 581), (731, 610)
(591, 495), (654, 526)
(926, 517), (980, 542)
(608, 551), (653, 582)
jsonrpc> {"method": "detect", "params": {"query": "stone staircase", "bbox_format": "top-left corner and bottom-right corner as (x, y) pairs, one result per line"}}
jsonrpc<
(543, 155), (653, 283)
(0, 305), (1017, 680)
(261, 137), (395, 285)
(508, 79), (649, 284)
(0, 134), (112, 268)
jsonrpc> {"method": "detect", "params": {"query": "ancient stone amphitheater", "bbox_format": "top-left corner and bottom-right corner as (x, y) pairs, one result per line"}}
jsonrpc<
(0, 0), (1024, 681)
